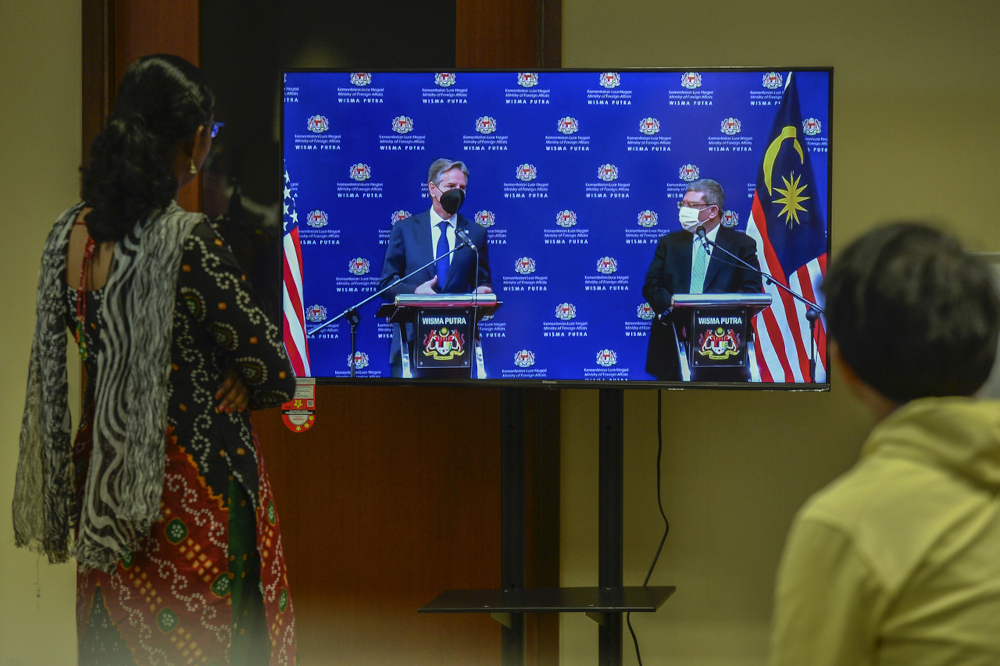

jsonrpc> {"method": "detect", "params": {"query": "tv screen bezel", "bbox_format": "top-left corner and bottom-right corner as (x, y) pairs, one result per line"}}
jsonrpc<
(279, 66), (833, 391)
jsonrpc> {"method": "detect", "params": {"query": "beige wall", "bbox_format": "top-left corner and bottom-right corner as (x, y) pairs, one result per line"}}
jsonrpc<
(560, 1), (1000, 664)
(0, 2), (82, 664)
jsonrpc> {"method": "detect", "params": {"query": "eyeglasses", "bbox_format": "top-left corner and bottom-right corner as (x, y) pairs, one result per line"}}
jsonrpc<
(677, 201), (713, 209)
(207, 121), (224, 138)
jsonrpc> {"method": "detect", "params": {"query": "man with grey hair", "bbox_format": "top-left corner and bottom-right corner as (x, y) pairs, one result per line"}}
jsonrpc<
(379, 158), (493, 376)
(642, 178), (763, 381)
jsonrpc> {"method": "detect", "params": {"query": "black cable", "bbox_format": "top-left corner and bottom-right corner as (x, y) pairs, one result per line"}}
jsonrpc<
(628, 389), (671, 666)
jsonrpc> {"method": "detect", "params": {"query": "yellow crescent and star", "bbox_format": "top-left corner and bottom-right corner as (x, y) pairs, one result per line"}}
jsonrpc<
(762, 125), (810, 228)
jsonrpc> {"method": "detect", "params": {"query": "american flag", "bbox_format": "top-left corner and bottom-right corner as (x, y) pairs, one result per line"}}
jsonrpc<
(746, 73), (828, 383)
(282, 164), (311, 376)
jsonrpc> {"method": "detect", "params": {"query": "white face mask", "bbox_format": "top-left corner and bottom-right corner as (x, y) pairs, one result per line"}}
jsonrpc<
(678, 206), (704, 232)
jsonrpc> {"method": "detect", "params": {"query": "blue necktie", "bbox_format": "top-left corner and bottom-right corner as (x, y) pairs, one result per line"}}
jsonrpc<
(690, 239), (709, 294)
(435, 220), (450, 290)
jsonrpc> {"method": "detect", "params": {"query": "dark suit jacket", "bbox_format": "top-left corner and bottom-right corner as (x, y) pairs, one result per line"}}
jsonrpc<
(378, 210), (492, 376)
(379, 210), (491, 296)
(642, 227), (763, 380)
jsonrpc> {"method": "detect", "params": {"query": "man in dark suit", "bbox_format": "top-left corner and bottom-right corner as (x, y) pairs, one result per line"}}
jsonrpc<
(379, 158), (492, 376)
(642, 178), (763, 381)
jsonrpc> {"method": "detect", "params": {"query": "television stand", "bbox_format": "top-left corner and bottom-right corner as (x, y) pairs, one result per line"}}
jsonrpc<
(419, 388), (676, 665)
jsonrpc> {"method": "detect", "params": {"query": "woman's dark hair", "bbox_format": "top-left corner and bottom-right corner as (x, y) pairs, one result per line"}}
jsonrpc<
(80, 54), (214, 242)
(823, 222), (1000, 403)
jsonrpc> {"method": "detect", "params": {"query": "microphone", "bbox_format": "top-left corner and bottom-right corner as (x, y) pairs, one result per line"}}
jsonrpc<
(695, 226), (708, 242)
(455, 227), (477, 252)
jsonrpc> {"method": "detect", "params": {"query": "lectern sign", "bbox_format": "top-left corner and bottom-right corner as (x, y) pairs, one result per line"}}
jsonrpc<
(690, 309), (748, 368)
(416, 310), (473, 369)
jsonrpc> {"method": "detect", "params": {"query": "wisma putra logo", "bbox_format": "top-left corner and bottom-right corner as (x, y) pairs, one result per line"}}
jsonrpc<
(347, 351), (370, 369)
(391, 210), (411, 224)
(596, 256), (618, 274)
(722, 210), (740, 228)
(681, 72), (702, 89)
(306, 210), (328, 228)
(803, 118), (823, 136)
(514, 257), (536, 275)
(556, 210), (578, 228)
(596, 349), (618, 367)
(350, 72), (372, 86)
(555, 303), (577, 321)
(638, 117), (660, 135)
(349, 163), (371, 182)
(599, 72), (621, 89)
(348, 257), (370, 276)
(476, 116), (497, 134)
(597, 164), (619, 182)
(679, 164), (700, 182)
(516, 164), (538, 182)
(514, 349), (536, 368)
(475, 210), (496, 227)
(391, 116), (414, 134)
(762, 71), (783, 90)
(305, 304), (327, 323)
(517, 72), (539, 88)
(637, 302), (655, 321)
(637, 210), (658, 228)
(307, 115), (329, 133)
(720, 117), (742, 135)
(434, 72), (456, 87)
(557, 116), (579, 135)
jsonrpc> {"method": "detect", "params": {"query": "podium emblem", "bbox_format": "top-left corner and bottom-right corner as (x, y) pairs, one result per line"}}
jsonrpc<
(423, 327), (465, 360)
(698, 327), (742, 360)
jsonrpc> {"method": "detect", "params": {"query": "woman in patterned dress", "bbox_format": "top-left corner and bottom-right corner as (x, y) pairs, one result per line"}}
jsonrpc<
(14, 54), (298, 665)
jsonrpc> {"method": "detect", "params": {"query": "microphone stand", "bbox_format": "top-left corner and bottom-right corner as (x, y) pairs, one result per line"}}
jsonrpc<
(696, 227), (825, 383)
(306, 235), (474, 378)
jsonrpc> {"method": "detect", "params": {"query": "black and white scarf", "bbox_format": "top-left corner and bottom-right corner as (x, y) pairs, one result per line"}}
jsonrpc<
(14, 202), (202, 573)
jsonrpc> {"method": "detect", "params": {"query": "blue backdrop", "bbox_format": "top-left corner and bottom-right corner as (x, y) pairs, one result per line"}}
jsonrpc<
(282, 69), (831, 382)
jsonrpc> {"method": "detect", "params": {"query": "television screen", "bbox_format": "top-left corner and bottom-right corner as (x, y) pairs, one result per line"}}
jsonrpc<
(281, 68), (832, 388)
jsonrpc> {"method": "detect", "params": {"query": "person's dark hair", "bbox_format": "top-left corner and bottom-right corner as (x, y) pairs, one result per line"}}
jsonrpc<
(823, 222), (1000, 403)
(80, 54), (214, 242)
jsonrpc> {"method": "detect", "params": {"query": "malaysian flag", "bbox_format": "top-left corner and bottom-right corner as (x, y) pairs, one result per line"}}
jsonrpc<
(746, 73), (828, 383)
(282, 164), (311, 376)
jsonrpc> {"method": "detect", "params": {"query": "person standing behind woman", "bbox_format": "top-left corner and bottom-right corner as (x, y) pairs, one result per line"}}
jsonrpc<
(13, 55), (298, 665)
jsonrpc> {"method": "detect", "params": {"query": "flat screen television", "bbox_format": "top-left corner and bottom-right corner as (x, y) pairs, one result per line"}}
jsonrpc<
(280, 68), (832, 388)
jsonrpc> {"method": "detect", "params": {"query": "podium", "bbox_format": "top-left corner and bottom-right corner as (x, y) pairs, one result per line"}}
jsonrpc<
(376, 293), (500, 378)
(671, 293), (772, 381)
